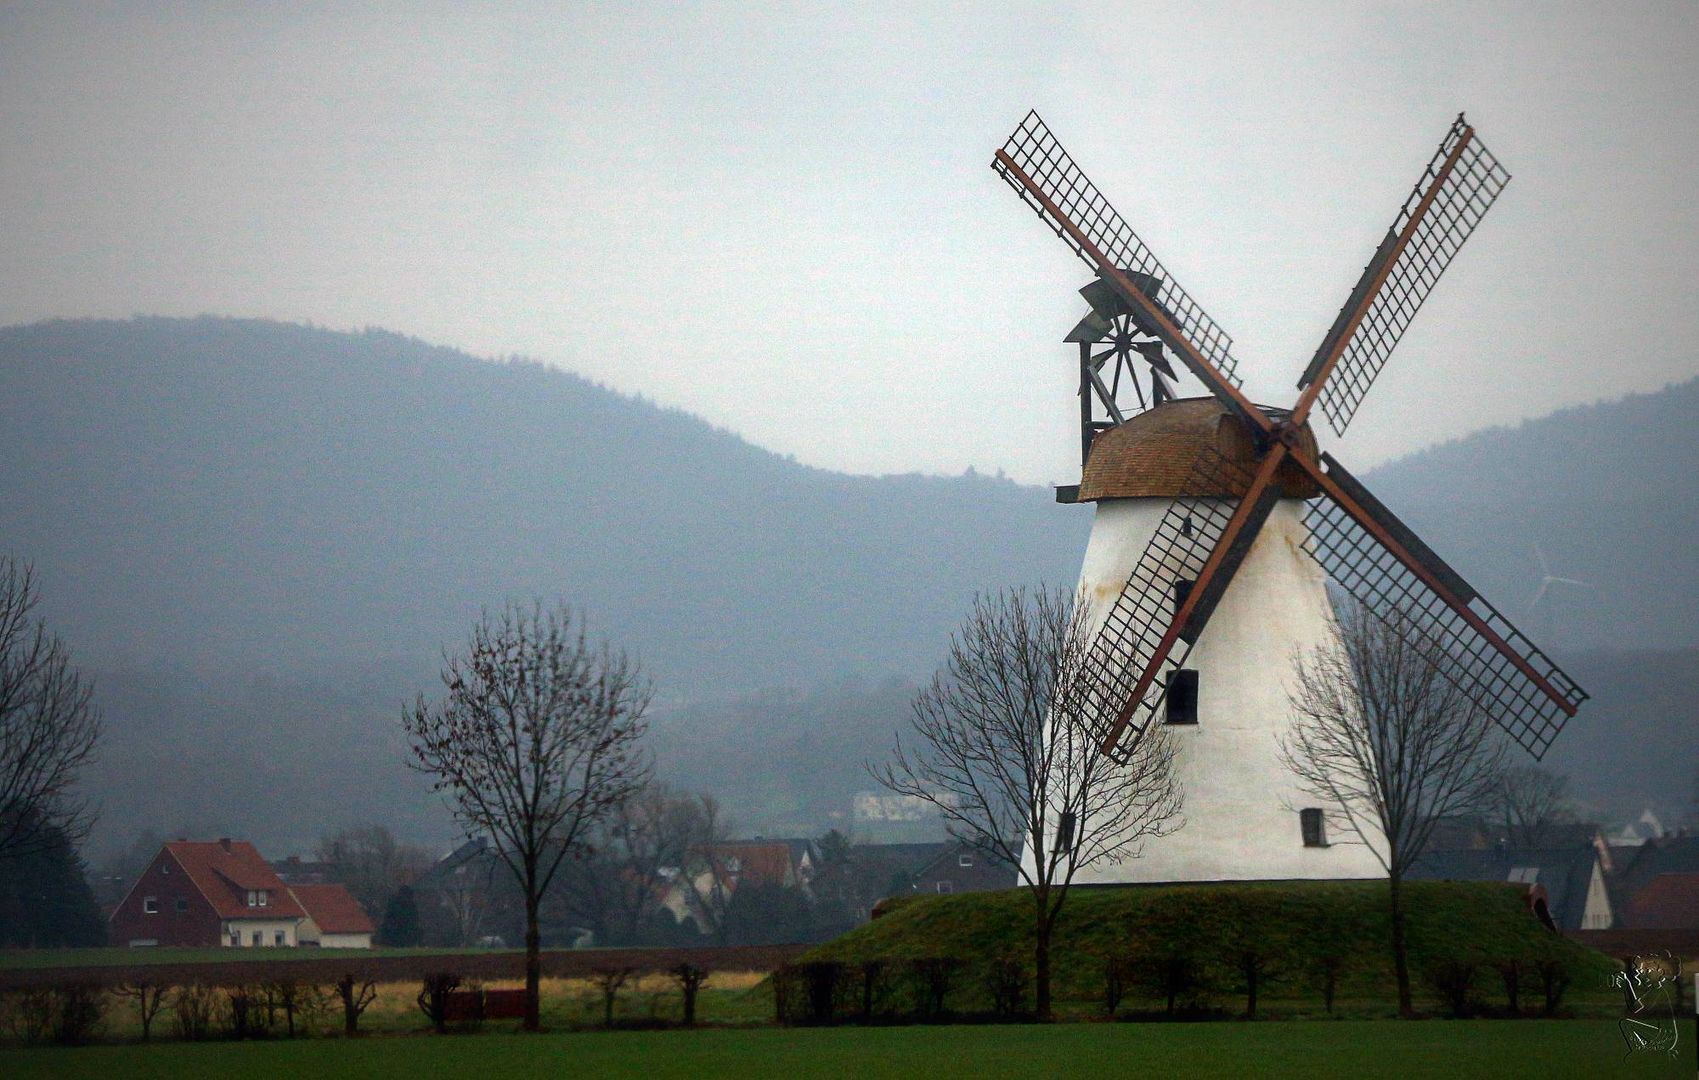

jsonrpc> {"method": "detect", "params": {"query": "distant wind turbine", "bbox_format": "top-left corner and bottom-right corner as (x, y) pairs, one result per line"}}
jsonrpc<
(1529, 544), (1595, 649)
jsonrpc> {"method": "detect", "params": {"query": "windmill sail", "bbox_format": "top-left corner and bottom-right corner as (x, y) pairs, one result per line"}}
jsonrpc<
(992, 112), (1252, 417)
(1296, 116), (1511, 436)
(1301, 455), (1587, 758)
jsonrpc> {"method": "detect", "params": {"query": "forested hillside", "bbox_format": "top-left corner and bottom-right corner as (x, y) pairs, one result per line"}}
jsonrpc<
(1, 317), (1691, 854)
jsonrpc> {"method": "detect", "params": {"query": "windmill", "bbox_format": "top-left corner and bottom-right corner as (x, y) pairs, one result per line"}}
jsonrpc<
(993, 112), (1589, 883)
(1529, 543), (1594, 649)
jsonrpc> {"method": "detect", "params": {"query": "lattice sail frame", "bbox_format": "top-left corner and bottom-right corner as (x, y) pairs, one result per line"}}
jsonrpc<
(1074, 444), (1253, 758)
(1303, 490), (1587, 759)
(994, 110), (1585, 761)
(1299, 116), (1512, 437)
(994, 111), (1243, 389)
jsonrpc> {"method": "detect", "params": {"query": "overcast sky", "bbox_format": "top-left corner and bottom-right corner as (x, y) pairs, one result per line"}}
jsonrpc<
(3, 2), (1695, 485)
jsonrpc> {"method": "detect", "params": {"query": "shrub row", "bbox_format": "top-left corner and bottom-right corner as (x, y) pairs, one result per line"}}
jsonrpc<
(0, 964), (723, 1046)
(772, 956), (1032, 1025)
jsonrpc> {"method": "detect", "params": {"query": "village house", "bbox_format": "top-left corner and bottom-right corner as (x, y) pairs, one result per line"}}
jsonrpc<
(291, 883), (377, 948)
(109, 838), (373, 948)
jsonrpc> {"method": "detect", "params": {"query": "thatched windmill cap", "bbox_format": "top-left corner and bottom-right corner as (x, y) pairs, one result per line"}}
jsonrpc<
(1077, 398), (1321, 501)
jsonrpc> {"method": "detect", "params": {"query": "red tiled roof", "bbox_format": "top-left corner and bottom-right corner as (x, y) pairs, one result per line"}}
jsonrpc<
(289, 883), (375, 935)
(710, 842), (796, 888)
(165, 840), (305, 920)
(1624, 872), (1699, 930)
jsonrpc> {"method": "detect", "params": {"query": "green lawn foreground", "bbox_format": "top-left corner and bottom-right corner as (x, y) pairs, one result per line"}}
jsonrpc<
(4, 1021), (1694, 1080)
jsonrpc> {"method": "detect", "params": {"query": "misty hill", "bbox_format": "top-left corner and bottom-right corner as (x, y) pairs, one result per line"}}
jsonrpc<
(1, 317), (1693, 855)
(1363, 377), (1699, 653)
(0, 317), (1087, 692)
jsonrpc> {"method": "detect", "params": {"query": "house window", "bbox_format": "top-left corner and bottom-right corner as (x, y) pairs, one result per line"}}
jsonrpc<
(274, 930), (286, 946)
(936, 881), (953, 894)
(257, 890), (268, 908)
(1056, 811), (1076, 855)
(175, 898), (188, 913)
(1300, 808), (1328, 848)
(251, 931), (261, 946)
(247, 890), (257, 907)
(1165, 670), (1199, 725)
(229, 930), (240, 946)
(958, 853), (974, 868)
(143, 896), (159, 914)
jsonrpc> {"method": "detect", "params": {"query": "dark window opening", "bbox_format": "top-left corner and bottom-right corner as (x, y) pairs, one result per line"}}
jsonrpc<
(1301, 808), (1328, 848)
(1056, 811), (1077, 855)
(1180, 515), (1194, 538)
(175, 898), (188, 913)
(1171, 578), (1194, 620)
(1165, 669), (1199, 725)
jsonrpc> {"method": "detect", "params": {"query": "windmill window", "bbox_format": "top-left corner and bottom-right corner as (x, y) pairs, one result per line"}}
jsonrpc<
(1164, 670), (1199, 725)
(936, 881), (954, 895)
(1172, 578), (1194, 619)
(958, 853), (974, 868)
(1300, 808), (1328, 848)
(175, 898), (188, 913)
(143, 896), (159, 915)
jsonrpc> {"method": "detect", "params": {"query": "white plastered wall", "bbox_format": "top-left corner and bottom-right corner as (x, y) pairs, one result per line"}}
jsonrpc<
(1035, 496), (1387, 884)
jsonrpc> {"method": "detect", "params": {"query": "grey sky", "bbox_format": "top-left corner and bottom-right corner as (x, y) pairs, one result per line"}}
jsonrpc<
(3, 2), (1695, 485)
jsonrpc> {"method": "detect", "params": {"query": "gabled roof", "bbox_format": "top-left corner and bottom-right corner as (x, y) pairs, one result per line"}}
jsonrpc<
(1410, 845), (1601, 930)
(1621, 873), (1699, 930)
(165, 840), (305, 920)
(289, 883), (375, 935)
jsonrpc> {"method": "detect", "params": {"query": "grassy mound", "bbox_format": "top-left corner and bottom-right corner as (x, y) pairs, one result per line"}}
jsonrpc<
(801, 881), (1615, 1015)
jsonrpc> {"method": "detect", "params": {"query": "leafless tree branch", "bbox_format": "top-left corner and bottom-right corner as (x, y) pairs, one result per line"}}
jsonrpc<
(0, 556), (100, 861)
(872, 586), (1181, 1019)
(402, 600), (652, 1030)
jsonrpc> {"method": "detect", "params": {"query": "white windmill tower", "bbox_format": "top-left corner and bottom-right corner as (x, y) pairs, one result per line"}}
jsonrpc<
(992, 112), (1589, 884)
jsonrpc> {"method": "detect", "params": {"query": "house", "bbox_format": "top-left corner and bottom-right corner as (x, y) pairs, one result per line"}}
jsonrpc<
(1409, 845), (1614, 930)
(110, 838), (308, 947)
(411, 837), (518, 947)
(291, 883), (376, 948)
(908, 840), (1017, 896)
(707, 838), (821, 893)
(1611, 834), (1699, 930)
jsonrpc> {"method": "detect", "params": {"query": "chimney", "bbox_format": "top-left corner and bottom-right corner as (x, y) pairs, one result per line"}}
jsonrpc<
(219, 838), (232, 852)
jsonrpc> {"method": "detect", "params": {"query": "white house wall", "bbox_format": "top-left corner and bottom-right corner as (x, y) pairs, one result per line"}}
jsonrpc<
(220, 919), (301, 946)
(1042, 496), (1387, 884)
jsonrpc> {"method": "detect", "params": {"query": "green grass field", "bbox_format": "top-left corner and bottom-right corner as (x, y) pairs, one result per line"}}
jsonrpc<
(3, 1020), (1693, 1079)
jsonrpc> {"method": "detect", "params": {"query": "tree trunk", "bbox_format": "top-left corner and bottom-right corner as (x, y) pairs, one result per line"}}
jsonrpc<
(1033, 893), (1056, 1022)
(1389, 875), (1413, 1018)
(524, 875), (542, 1032)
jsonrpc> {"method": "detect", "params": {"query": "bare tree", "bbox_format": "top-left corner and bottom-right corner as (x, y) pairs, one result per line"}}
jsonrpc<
(403, 601), (652, 1031)
(675, 794), (735, 943)
(873, 586), (1181, 1020)
(1281, 601), (1507, 1017)
(314, 824), (433, 915)
(1494, 765), (1575, 848)
(560, 784), (720, 945)
(0, 557), (101, 860)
